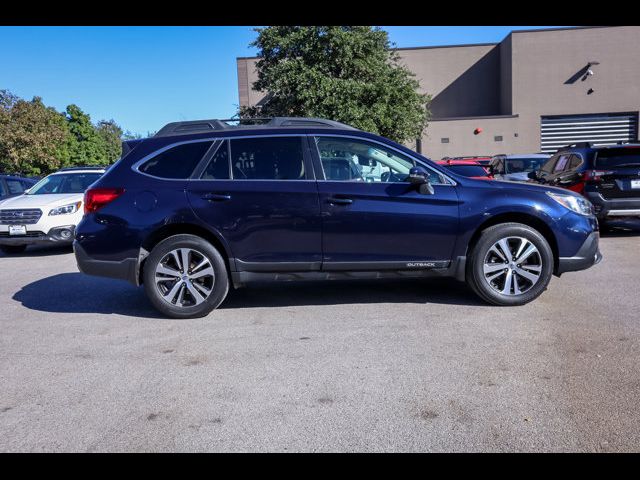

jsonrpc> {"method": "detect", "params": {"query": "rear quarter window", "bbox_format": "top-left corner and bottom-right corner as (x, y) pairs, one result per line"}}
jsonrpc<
(139, 141), (214, 179)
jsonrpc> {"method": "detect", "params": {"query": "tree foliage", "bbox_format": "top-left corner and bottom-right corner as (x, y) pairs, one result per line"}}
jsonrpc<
(0, 90), (125, 176)
(240, 26), (430, 144)
(0, 92), (71, 176)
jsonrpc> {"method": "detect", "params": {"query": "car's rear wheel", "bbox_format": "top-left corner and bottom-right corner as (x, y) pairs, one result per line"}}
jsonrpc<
(466, 223), (554, 306)
(143, 234), (229, 319)
(1, 245), (27, 254)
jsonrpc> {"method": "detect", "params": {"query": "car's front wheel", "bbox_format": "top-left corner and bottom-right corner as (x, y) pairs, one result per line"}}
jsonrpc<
(466, 222), (554, 306)
(143, 234), (229, 319)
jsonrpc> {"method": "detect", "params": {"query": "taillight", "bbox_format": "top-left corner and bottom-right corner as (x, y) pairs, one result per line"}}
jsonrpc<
(582, 170), (614, 183)
(84, 188), (125, 214)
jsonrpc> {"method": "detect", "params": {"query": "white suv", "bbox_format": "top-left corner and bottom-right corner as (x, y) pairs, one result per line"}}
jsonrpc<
(0, 167), (105, 254)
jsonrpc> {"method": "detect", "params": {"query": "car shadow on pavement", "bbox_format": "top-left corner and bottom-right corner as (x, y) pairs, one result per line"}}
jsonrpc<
(220, 277), (488, 309)
(0, 244), (73, 258)
(14, 273), (488, 317)
(600, 220), (640, 237)
(13, 273), (163, 319)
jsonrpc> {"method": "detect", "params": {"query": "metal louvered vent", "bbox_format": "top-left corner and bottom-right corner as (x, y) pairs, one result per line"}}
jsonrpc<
(540, 113), (638, 153)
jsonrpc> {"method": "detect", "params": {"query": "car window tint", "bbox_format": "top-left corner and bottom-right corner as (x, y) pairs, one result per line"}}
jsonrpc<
(541, 155), (558, 173)
(140, 141), (214, 179)
(567, 155), (582, 170)
(6, 179), (25, 194)
(0, 181), (7, 196)
(314, 136), (445, 184)
(446, 165), (489, 177)
(200, 141), (231, 180)
(553, 155), (570, 172)
(595, 148), (640, 168)
(230, 137), (305, 180)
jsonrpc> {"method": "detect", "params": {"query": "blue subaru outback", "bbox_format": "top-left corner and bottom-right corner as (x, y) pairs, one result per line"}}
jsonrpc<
(73, 118), (602, 318)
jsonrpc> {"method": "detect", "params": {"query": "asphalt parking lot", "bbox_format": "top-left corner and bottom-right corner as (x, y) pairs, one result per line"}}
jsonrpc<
(1, 227), (639, 452)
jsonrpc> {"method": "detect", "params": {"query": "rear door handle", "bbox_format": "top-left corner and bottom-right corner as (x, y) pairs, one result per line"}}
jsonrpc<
(327, 196), (353, 205)
(202, 193), (231, 202)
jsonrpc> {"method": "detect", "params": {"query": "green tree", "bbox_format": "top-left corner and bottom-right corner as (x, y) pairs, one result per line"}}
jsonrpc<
(240, 26), (430, 144)
(64, 104), (109, 167)
(0, 94), (71, 176)
(96, 119), (123, 164)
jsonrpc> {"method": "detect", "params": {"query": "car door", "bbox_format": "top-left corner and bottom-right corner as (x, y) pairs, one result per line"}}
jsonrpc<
(186, 135), (322, 272)
(310, 134), (460, 270)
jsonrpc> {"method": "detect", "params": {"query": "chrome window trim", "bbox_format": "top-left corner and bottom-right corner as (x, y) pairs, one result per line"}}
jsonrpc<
(310, 133), (457, 186)
(131, 133), (457, 185)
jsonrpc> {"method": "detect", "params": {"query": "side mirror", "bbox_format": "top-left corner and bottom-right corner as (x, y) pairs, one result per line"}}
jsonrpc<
(527, 170), (538, 180)
(408, 166), (434, 195)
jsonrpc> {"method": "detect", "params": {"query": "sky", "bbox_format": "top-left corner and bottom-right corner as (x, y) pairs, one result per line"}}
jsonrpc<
(1, 26), (569, 136)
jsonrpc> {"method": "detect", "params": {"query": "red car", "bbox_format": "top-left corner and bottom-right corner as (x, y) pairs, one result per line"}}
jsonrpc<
(436, 159), (494, 180)
(441, 156), (493, 166)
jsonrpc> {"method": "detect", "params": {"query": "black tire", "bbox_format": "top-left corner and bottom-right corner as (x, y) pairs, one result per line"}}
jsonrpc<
(142, 234), (229, 319)
(1, 245), (27, 254)
(466, 222), (554, 306)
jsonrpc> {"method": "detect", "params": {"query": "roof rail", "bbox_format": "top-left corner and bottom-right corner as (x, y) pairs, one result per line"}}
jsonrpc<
(557, 142), (593, 151)
(57, 166), (107, 172)
(154, 117), (358, 138)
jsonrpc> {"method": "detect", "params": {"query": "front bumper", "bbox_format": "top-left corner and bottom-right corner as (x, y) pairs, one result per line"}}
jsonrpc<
(556, 231), (602, 275)
(73, 240), (139, 285)
(584, 191), (640, 219)
(0, 225), (76, 246)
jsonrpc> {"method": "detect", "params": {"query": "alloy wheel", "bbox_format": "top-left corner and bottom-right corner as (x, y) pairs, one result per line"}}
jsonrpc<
(482, 236), (543, 295)
(154, 248), (215, 307)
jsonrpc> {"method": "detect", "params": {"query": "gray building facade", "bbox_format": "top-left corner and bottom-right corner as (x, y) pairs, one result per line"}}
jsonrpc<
(237, 26), (640, 159)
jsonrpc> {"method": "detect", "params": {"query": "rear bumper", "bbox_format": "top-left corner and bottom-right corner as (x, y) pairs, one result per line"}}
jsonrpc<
(73, 240), (139, 285)
(556, 231), (602, 275)
(584, 191), (640, 219)
(0, 226), (75, 246)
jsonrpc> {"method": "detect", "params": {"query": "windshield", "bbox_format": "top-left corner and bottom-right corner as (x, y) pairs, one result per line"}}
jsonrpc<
(27, 173), (102, 195)
(595, 148), (640, 168)
(504, 158), (548, 174)
(445, 165), (489, 177)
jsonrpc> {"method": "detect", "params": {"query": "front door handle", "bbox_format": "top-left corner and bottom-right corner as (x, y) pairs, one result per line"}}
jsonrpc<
(327, 196), (353, 205)
(202, 193), (231, 202)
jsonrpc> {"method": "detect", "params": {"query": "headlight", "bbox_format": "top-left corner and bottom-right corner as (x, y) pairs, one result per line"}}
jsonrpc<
(546, 192), (593, 215)
(49, 202), (82, 216)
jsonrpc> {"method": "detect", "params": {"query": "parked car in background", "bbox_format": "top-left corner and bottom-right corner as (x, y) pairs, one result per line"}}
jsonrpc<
(436, 159), (494, 180)
(0, 166), (105, 254)
(0, 174), (38, 201)
(442, 156), (492, 166)
(489, 154), (551, 182)
(74, 117), (601, 318)
(528, 143), (640, 223)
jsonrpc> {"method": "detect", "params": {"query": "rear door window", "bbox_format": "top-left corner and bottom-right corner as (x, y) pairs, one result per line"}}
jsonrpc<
(229, 137), (306, 180)
(140, 141), (214, 179)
